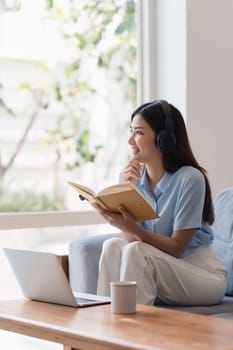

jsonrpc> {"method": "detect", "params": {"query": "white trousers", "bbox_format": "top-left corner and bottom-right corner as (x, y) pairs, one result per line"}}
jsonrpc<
(97, 238), (227, 306)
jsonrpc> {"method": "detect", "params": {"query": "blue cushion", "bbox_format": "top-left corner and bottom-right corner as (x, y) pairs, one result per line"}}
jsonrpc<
(212, 187), (233, 295)
(159, 296), (233, 316)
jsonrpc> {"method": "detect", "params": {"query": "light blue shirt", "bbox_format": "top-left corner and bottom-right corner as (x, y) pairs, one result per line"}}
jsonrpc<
(138, 166), (214, 257)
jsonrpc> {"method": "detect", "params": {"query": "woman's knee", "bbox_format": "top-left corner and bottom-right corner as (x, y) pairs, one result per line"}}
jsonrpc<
(102, 237), (125, 255)
(121, 241), (142, 259)
(121, 241), (162, 263)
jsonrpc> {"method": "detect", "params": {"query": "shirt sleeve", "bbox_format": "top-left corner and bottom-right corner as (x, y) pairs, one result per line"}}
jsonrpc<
(173, 170), (206, 231)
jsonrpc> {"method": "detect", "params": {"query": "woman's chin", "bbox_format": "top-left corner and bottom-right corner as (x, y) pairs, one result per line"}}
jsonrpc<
(132, 154), (143, 162)
(131, 152), (140, 159)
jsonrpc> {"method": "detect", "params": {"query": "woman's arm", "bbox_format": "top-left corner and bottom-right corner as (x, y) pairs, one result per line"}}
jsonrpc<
(93, 204), (196, 258)
(121, 231), (140, 242)
(132, 224), (196, 258)
(117, 158), (143, 242)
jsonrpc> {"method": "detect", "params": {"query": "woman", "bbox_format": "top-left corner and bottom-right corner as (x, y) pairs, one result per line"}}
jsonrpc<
(94, 100), (226, 306)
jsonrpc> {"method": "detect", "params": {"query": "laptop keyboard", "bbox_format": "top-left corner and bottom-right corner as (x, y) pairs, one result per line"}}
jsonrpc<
(76, 297), (99, 304)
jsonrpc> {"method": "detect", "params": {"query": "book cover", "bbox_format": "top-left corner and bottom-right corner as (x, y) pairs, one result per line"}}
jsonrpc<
(67, 180), (159, 222)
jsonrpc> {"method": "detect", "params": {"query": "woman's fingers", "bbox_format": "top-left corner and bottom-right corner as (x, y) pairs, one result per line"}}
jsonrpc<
(122, 160), (142, 183)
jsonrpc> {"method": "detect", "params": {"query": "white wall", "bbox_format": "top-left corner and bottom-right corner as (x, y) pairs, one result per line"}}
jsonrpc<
(186, 0), (233, 195)
(153, 0), (233, 195)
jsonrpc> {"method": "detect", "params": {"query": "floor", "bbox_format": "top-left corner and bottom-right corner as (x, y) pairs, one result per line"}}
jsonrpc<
(0, 331), (62, 350)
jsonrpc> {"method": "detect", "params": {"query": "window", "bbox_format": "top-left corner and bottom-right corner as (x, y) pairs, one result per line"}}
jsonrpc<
(0, 0), (158, 310)
(0, 0), (137, 213)
(0, 0), (140, 312)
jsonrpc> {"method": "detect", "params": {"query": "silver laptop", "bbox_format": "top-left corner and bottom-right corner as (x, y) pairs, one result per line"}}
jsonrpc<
(4, 248), (111, 307)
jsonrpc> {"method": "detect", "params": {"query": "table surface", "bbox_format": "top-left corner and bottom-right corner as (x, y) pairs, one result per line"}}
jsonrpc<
(0, 299), (233, 350)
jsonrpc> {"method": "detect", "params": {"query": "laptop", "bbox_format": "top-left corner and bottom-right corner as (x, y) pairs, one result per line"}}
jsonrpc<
(4, 248), (111, 307)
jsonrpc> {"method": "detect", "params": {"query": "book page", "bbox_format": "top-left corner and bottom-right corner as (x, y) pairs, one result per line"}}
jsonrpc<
(67, 180), (110, 210)
(97, 182), (133, 196)
(67, 181), (95, 197)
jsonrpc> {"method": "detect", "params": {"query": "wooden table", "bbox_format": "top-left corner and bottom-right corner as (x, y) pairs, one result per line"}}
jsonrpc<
(0, 299), (233, 350)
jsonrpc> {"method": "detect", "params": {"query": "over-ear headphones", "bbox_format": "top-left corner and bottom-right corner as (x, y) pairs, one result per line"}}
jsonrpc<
(155, 100), (176, 154)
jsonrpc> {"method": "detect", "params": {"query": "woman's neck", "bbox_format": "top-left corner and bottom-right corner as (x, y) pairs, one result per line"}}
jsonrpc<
(145, 162), (165, 192)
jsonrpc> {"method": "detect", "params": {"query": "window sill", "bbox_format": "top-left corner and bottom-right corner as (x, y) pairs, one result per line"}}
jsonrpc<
(0, 211), (104, 230)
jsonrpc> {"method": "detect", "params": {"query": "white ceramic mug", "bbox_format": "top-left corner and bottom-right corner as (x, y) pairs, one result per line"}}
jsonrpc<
(110, 281), (137, 314)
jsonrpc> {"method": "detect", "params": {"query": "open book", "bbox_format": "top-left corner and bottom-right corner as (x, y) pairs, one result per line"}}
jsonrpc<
(67, 180), (159, 222)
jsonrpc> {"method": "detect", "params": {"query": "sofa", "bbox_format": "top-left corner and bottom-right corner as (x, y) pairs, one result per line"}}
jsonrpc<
(69, 186), (233, 319)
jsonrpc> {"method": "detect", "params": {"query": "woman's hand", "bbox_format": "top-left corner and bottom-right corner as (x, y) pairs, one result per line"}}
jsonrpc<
(122, 159), (142, 186)
(93, 203), (140, 242)
(121, 231), (140, 242)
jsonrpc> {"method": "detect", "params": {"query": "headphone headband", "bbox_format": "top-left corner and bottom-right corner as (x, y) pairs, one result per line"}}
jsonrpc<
(154, 100), (176, 153)
(157, 99), (172, 118)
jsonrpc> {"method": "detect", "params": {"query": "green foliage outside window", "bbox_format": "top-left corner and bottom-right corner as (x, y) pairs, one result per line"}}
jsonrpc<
(0, 0), (136, 211)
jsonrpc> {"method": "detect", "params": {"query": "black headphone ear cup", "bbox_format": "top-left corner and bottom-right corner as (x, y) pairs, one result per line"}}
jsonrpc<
(157, 130), (176, 154)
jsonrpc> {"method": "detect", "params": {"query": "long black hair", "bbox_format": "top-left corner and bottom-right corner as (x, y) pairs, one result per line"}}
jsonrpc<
(131, 100), (214, 224)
